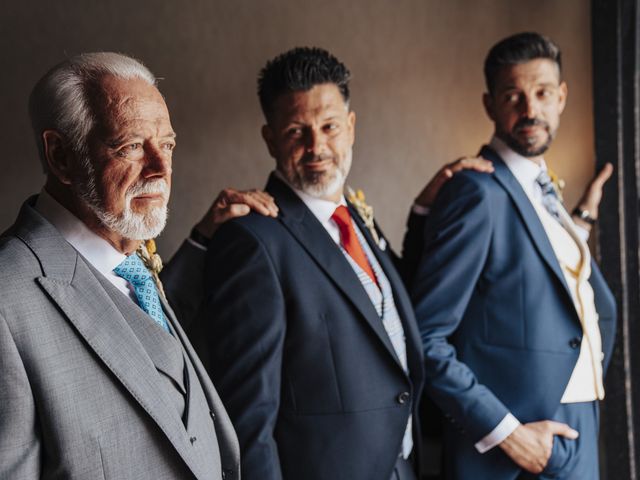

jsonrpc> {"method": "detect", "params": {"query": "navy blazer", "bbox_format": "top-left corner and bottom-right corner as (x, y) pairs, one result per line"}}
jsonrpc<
(409, 147), (617, 478)
(192, 174), (424, 480)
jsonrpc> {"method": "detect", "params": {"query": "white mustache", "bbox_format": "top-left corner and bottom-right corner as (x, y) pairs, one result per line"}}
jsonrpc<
(127, 179), (169, 198)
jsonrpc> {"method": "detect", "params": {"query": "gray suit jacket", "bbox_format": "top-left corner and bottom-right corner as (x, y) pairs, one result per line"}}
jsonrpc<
(0, 198), (240, 480)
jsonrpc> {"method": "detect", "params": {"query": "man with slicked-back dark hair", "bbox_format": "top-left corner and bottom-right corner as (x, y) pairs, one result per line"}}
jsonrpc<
(410, 32), (616, 479)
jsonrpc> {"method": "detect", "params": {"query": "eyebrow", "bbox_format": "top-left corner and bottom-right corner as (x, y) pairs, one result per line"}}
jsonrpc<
(104, 131), (177, 148)
(501, 81), (558, 91)
(284, 114), (343, 126)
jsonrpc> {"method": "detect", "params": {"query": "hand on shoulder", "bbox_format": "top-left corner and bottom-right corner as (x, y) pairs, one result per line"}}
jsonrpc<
(194, 188), (278, 239)
(414, 156), (494, 209)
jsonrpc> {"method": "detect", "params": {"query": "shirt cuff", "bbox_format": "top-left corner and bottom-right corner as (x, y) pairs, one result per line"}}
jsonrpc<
(186, 237), (208, 251)
(411, 203), (431, 216)
(573, 224), (590, 243)
(474, 413), (521, 453)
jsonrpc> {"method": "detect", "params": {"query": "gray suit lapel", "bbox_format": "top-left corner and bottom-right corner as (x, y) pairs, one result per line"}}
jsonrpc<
(94, 272), (186, 395)
(13, 201), (209, 480)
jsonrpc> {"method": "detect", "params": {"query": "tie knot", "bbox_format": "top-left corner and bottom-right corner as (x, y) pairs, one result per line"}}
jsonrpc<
(536, 170), (557, 194)
(536, 170), (552, 185)
(331, 205), (352, 226)
(113, 254), (153, 285)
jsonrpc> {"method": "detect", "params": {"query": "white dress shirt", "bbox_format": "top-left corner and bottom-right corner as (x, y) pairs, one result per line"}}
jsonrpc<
(34, 189), (136, 302)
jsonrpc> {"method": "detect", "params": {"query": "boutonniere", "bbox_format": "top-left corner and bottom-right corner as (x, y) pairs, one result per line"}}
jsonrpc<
(547, 169), (566, 202)
(136, 239), (166, 297)
(346, 186), (382, 246)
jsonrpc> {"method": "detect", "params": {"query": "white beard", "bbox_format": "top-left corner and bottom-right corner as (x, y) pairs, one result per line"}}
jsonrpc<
(96, 186), (169, 240)
(76, 159), (169, 240)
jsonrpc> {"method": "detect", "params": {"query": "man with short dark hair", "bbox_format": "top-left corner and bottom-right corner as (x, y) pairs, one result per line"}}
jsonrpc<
(192, 47), (492, 480)
(410, 32), (616, 479)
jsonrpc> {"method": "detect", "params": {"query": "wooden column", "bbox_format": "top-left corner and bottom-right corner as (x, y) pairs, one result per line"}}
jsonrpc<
(592, 0), (640, 478)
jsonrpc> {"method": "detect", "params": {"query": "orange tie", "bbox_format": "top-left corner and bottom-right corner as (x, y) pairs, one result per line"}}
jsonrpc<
(331, 205), (378, 286)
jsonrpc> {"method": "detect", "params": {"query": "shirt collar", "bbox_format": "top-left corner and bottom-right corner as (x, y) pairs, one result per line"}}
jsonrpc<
(273, 169), (347, 222)
(489, 135), (548, 199)
(34, 189), (126, 275)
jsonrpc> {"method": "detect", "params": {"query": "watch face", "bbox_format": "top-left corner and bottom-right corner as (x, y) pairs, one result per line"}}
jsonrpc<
(575, 208), (596, 225)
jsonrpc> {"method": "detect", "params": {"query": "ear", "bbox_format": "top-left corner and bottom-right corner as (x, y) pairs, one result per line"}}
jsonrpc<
(482, 93), (496, 122)
(261, 124), (277, 159)
(43, 130), (75, 184)
(347, 111), (356, 146)
(557, 81), (568, 114)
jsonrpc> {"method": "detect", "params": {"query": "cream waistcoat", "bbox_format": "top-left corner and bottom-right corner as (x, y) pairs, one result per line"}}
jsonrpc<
(533, 202), (605, 402)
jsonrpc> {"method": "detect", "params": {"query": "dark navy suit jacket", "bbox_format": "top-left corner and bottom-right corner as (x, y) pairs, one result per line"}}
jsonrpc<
(192, 174), (424, 480)
(409, 147), (617, 478)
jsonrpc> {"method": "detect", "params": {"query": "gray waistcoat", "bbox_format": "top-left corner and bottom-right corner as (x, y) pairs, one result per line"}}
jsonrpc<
(99, 273), (222, 479)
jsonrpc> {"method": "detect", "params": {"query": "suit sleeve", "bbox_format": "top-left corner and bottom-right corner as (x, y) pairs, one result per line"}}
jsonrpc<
(0, 310), (41, 477)
(398, 211), (428, 288)
(162, 240), (207, 330)
(197, 220), (285, 480)
(410, 173), (511, 441)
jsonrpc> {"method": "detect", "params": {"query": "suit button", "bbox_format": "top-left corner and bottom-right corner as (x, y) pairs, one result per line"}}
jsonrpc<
(397, 392), (410, 404)
(190, 436), (197, 444)
(569, 337), (581, 349)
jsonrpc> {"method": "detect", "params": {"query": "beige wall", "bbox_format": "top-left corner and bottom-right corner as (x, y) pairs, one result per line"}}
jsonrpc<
(1, 0), (593, 255)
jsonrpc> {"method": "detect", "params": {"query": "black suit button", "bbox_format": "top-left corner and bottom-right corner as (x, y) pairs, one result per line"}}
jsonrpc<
(190, 436), (197, 444)
(397, 392), (410, 404)
(569, 337), (581, 349)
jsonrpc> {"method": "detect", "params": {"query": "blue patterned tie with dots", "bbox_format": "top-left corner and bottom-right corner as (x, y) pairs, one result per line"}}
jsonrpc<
(536, 170), (561, 220)
(113, 254), (170, 332)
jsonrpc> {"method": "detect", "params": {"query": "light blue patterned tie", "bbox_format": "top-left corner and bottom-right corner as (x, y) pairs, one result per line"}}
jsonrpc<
(536, 170), (561, 220)
(113, 254), (170, 332)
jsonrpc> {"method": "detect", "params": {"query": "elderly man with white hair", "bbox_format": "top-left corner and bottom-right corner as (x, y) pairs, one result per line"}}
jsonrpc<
(0, 52), (277, 480)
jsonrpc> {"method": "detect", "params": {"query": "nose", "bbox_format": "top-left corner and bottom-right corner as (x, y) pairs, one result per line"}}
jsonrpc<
(520, 95), (539, 119)
(304, 129), (326, 156)
(143, 143), (172, 178)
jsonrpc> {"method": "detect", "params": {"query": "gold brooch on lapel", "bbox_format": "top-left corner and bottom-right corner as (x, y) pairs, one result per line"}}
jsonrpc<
(346, 186), (381, 245)
(548, 169), (566, 202)
(136, 239), (166, 298)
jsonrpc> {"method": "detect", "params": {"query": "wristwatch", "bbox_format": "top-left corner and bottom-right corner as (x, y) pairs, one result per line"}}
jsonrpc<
(572, 207), (597, 225)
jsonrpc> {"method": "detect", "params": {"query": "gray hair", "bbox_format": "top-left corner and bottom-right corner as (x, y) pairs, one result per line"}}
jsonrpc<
(28, 52), (157, 173)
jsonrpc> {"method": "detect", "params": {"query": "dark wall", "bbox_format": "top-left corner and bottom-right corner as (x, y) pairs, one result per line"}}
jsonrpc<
(1, 0), (594, 255)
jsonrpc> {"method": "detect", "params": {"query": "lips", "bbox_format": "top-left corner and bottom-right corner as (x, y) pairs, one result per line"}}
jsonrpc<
(134, 192), (164, 199)
(515, 126), (542, 135)
(514, 118), (548, 134)
(302, 158), (333, 171)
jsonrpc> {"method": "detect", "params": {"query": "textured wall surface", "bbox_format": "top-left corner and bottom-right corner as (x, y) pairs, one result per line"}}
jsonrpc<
(1, 0), (593, 254)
